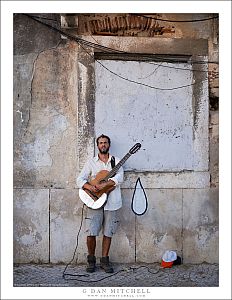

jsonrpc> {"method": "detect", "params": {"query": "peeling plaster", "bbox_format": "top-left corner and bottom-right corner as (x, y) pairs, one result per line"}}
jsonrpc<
(30, 51), (41, 107)
(22, 113), (68, 170)
(192, 56), (208, 130)
(197, 225), (218, 246)
(154, 233), (167, 245)
(25, 40), (63, 130)
(16, 110), (24, 123)
(20, 231), (42, 245)
(78, 62), (88, 97)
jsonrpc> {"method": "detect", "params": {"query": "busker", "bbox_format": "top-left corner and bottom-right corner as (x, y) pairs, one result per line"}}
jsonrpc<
(76, 134), (124, 273)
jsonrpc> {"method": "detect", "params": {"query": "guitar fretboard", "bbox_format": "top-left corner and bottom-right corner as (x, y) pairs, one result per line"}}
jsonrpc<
(104, 152), (131, 181)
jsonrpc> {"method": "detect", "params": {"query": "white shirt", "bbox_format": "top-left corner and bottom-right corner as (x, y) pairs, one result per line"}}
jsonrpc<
(76, 154), (124, 210)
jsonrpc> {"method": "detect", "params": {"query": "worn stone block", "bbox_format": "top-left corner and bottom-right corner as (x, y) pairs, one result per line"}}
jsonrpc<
(135, 189), (183, 263)
(109, 189), (135, 263)
(13, 189), (49, 263)
(50, 189), (86, 263)
(209, 123), (219, 187)
(82, 36), (208, 56)
(209, 87), (219, 98)
(183, 188), (219, 263)
(13, 53), (37, 159)
(14, 108), (77, 188)
(210, 111), (219, 125)
(13, 53), (38, 112)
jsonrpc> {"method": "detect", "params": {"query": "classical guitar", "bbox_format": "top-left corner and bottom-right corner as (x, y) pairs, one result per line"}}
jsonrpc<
(79, 143), (141, 209)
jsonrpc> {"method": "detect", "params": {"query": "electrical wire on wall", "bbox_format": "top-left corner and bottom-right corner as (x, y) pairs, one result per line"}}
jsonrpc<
(22, 13), (218, 63)
(22, 14), (217, 65)
(29, 13), (219, 24)
(24, 15), (209, 92)
(94, 59), (207, 91)
(86, 33), (213, 66)
(131, 13), (218, 23)
(26, 12), (216, 66)
(21, 13), (213, 91)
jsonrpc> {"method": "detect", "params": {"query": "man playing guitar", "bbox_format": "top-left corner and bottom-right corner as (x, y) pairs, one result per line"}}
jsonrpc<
(76, 134), (124, 273)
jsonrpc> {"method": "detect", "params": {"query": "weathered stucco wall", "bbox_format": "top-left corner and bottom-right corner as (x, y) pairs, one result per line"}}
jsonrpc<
(14, 13), (219, 264)
(14, 42), (79, 189)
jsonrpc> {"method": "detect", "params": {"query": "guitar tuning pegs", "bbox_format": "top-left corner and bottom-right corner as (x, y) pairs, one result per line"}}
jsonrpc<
(129, 143), (142, 154)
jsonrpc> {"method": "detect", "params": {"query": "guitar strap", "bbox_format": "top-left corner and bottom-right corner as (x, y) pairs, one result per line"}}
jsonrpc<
(110, 156), (115, 169)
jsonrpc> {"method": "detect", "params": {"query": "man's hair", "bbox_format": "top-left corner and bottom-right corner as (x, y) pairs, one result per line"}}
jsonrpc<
(96, 134), (111, 146)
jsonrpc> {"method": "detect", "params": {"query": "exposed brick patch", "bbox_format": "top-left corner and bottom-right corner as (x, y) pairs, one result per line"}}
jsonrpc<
(84, 15), (175, 37)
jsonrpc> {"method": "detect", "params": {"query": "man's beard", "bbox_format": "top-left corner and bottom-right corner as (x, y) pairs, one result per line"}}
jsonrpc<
(99, 146), (109, 154)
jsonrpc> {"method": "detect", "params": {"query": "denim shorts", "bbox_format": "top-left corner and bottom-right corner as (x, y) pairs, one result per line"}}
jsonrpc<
(85, 207), (120, 237)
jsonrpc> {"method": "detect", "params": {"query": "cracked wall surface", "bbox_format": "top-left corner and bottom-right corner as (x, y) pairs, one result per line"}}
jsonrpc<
(14, 13), (218, 264)
(14, 41), (79, 189)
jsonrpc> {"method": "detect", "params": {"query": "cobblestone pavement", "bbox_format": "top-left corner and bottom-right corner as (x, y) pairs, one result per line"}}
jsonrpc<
(13, 263), (219, 287)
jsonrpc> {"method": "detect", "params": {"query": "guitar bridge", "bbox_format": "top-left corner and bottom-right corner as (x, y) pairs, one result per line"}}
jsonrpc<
(83, 188), (98, 201)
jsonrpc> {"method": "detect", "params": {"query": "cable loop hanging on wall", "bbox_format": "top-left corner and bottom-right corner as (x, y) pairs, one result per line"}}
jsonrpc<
(131, 177), (148, 216)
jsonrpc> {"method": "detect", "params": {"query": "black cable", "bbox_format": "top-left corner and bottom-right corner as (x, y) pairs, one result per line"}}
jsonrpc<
(95, 58), (208, 91)
(22, 13), (209, 91)
(64, 267), (129, 282)
(23, 13), (218, 65)
(98, 52), (213, 65)
(62, 203), (132, 282)
(61, 202), (131, 282)
(23, 13), (123, 54)
(62, 202), (161, 283)
(138, 62), (163, 79)
(62, 203), (85, 279)
(91, 35), (211, 73)
(63, 265), (160, 282)
(61, 202), (127, 282)
(148, 62), (209, 73)
(132, 13), (219, 23)
(25, 15), (58, 22)
(77, 35), (209, 91)
(48, 26), (208, 92)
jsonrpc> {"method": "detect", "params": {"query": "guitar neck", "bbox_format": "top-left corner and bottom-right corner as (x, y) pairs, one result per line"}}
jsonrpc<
(104, 152), (131, 181)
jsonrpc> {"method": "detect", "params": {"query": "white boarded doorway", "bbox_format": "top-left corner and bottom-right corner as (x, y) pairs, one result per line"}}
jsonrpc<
(95, 59), (194, 172)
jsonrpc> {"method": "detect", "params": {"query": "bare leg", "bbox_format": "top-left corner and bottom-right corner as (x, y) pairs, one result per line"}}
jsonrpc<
(102, 235), (112, 257)
(86, 236), (96, 273)
(100, 236), (114, 273)
(87, 236), (96, 256)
